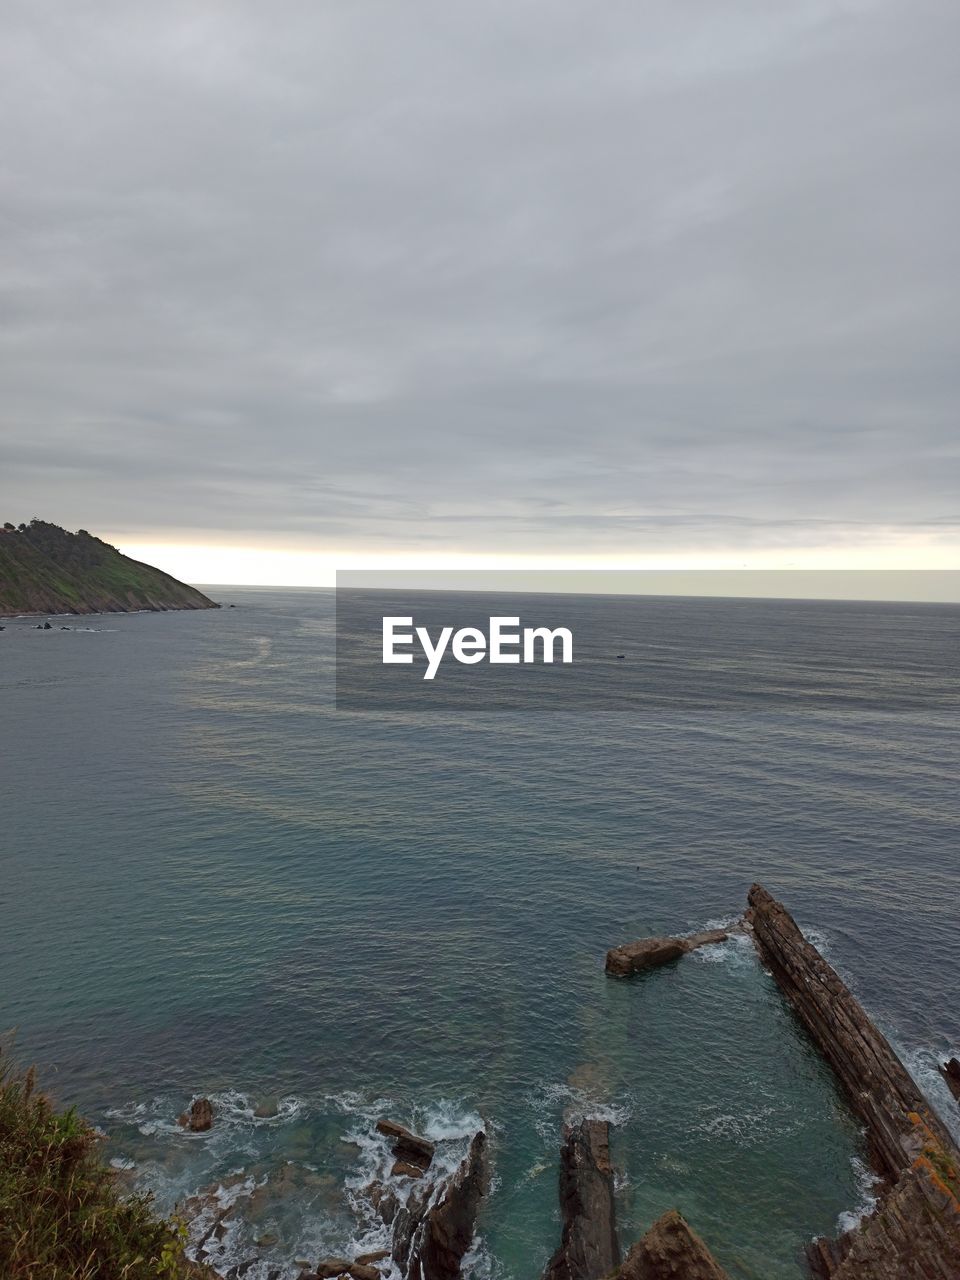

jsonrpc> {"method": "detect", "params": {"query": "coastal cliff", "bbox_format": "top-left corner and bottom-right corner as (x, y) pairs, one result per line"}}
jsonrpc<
(0, 519), (218, 615)
(746, 884), (960, 1279)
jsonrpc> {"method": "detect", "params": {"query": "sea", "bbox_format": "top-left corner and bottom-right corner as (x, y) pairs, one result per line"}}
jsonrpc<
(1, 587), (958, 1280)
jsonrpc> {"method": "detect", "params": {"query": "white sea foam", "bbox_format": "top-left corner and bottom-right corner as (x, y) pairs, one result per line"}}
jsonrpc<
(836, 1156), (882, 1234)
(900, 1043), (960, 1146)
(527, 1081), (635, 1141)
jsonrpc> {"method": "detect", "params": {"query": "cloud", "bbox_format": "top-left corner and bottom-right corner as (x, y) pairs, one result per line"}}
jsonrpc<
(1, 0), (958, 559)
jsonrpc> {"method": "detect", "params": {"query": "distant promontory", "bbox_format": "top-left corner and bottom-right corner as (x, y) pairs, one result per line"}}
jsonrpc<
(0, 519), (219, 616)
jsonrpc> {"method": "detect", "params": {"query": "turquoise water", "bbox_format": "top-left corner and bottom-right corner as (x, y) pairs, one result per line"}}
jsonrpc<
(1, 589), (958, 1278)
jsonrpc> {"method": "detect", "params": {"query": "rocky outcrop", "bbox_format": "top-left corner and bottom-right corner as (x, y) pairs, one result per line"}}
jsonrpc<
(938, 1057), (960, 1104)
(0, 519), (219, 616)
(376, 1118), (436, 1176)
(616, 1211), (729, 1280)
(543, 1120), (619, 1280)
(406, 1131), (489, 1280)
(376, 1129), (488, 1280)
(807, 1158), (960, 1280)
(605, 928), (730, 977)
(178, 1097), (214, 1132)
(746, 883), (960, 1278)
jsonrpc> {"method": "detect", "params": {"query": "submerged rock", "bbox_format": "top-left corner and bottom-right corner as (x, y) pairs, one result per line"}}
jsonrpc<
(253, 1096), (280, 1118)
(543, 1120), (619, 1280)
(178, 1097), (214, 1132)
(617, 1210), (729, 1279)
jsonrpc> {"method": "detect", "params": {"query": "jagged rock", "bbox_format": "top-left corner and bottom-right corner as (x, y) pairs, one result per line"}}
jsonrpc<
(407, 1131), (489, 1280)
(938, 1057), (960, 1104)
(315, 1259), (351, 1278)
(367, 1181), (399, 1225)
(617, 1210), (729, 1279)
(355, 1250), (391, 1265)
(605, 929), (729, 977)
(376, 1117), (435, 1171)
(388, 1130), (489, 1280)
(178, 1097), (214, 1132)
(392, 1158), (428, 1179)
(542, 1120), (619, 1280)
(747, 883), (960, 1278)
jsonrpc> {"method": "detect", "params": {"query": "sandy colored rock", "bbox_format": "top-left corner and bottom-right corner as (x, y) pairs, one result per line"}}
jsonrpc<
(617, 1210), (729, 1279)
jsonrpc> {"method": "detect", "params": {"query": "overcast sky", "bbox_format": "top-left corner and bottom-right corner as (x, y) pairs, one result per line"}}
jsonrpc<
(1, 1), (958, 581)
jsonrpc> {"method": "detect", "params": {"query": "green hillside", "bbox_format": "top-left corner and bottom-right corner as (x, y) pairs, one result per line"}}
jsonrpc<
(0, 520), (219, 616)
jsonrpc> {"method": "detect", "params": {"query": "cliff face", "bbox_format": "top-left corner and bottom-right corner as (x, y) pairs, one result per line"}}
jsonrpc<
(0, 520), (218, 615)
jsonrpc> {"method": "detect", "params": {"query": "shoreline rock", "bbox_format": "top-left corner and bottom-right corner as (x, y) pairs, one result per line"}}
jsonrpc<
(746, 882), (960, 1278)
(542, 1119), (619, 1280)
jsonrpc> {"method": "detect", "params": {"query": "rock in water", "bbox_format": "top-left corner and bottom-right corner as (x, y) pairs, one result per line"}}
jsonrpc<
(746, 883), (960, 1279)
(178, 1097), (214, 1132)
(605, 929), (730, 977)
(389, 1130), (488, 1280)
(376, 1117), (436, 1173)
(938, 1057), (960, 1104)
(605, 937), (687, 977)
(408, 1131), (488, 1280)
(616, 1210), (729, 1280)
(314, 1260), (352, 1278)
(542, 1120), (619, 1280)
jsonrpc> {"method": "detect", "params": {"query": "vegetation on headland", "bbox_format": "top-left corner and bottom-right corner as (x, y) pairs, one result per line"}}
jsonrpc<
(0, 519), (218, 616)
(0, 1052), (208, 1280)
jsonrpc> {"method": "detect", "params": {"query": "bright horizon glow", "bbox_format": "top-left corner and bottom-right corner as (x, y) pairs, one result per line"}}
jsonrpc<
(114, 536), (960, 596)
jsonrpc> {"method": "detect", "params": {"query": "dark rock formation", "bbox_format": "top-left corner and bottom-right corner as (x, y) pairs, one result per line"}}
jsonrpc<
(616, 1210), (729, 1280)
(355, 1251), (391, 1265)
(542, 1120), (619, 1280)
(938, 1057), (960, 1104)
(747, 883), (960, 1279)
(408, 1132), (488, 1280)
(376, 1118), (435, 1174)
(315, 1260), (352, 1278)
(389, 1130), (488, 1280)
(605, 928), (730, 977)
(179, 1097), (214, 1132)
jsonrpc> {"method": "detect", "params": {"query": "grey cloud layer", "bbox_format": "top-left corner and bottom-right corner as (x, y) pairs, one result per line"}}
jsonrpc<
(1, 0), (958, 551)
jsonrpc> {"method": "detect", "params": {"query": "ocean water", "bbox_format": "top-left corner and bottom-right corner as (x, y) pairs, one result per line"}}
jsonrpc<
(1, 588), (958, 1280)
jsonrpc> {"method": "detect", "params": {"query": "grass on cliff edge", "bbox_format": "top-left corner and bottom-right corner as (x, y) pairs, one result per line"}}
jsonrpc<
(0, 1051), (204, 1280)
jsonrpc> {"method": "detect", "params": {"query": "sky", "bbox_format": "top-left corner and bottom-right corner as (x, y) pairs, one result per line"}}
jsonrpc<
(1, 0), (958, 586)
